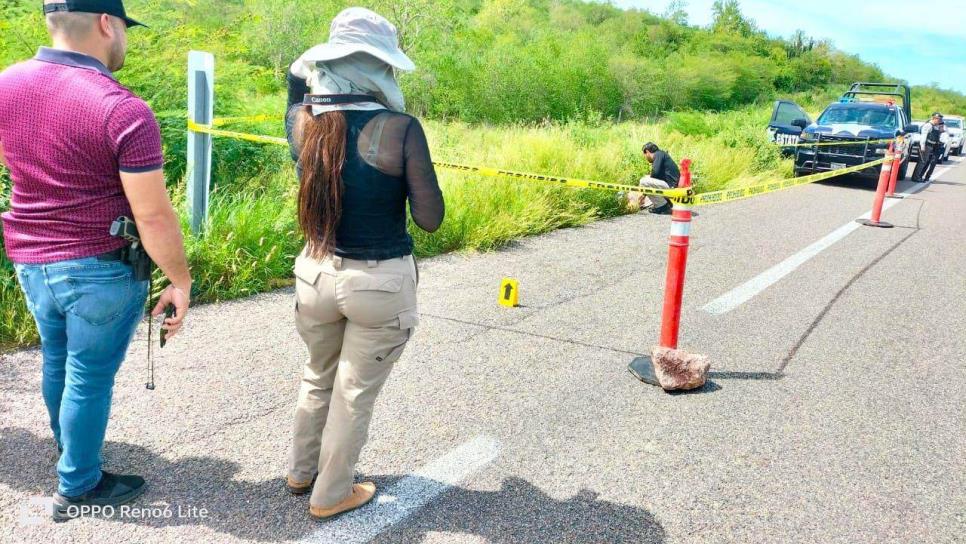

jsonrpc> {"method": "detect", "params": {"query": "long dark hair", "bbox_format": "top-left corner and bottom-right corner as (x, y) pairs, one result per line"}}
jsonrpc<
(296, 108), (347, 259)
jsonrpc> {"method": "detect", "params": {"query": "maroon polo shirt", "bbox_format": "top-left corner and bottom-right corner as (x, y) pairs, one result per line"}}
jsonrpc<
(0, 47), (163, 264)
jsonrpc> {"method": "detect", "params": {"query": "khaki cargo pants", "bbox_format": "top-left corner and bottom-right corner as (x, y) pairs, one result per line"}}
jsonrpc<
(289, 250), (419, 508)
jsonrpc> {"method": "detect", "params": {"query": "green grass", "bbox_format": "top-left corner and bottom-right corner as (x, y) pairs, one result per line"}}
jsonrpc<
(4, 0), (965, 350)
(0, 105), (797, 350)
(0, 257), (33, 349)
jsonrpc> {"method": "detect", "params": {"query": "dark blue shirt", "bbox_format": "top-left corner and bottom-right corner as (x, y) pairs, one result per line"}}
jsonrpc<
(651, 150), (680, 188)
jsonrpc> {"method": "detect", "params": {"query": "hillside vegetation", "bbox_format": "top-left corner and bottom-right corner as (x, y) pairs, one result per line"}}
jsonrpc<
(1, 0), (964, 348)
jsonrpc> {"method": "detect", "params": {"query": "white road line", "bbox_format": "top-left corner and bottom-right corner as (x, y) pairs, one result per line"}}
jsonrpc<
(702, 175), (943, 315)
(302, 435), (500, 544)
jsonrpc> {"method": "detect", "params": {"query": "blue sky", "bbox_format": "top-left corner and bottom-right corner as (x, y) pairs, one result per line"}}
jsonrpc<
(606, 0), (966, 93)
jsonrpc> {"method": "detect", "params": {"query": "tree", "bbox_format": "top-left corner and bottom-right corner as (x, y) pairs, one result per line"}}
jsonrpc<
(787, 29), (815, 57)
(663, 0), (688, 26)
(243, 0), (333, 79)
(711, 0), (754, 37)
(369, 0), (459, 53)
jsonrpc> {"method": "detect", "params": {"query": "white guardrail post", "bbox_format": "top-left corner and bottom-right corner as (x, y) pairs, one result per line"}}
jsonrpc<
(186, 50), (214, 235)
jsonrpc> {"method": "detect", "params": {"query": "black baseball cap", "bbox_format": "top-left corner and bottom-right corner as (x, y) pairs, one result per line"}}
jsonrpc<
(43, 1), (146, 28)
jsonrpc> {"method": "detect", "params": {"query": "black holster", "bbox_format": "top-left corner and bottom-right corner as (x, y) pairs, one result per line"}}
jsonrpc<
(125, 244), (155, 282)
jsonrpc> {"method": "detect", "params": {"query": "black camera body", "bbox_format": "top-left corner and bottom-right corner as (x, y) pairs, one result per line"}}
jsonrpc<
(110, 216), (155, 282)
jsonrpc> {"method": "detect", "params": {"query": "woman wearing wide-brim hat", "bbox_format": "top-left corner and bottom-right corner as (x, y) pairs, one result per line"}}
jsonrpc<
(283, 7), (444, 519)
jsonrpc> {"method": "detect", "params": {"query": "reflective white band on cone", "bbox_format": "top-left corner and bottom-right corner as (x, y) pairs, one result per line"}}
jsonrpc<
(670, 221), (691, 237)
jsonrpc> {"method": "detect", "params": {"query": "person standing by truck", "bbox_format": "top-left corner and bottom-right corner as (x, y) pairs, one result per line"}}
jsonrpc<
(912, 113), (943, 182)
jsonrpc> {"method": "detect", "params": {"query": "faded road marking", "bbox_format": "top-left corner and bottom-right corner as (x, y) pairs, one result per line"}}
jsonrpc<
(302, 435), (500, 544)
(702, 173), (941, 315)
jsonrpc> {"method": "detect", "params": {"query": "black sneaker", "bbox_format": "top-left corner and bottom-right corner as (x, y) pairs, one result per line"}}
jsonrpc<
(52, 471), (146, 522)
(650, 203), (673, 215)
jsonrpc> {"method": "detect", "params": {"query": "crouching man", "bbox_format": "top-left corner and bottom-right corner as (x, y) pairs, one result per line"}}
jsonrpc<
(638, 142), (681, 215)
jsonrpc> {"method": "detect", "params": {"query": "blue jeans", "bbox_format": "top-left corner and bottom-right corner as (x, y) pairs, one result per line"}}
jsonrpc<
(14, 257), (148, 497)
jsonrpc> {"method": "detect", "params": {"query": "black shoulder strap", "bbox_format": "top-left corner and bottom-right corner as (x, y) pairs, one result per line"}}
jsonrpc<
(303, 94), (381, 107)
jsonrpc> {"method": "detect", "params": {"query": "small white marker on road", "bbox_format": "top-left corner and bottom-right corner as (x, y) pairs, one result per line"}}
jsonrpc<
(302, 435), (500, 544)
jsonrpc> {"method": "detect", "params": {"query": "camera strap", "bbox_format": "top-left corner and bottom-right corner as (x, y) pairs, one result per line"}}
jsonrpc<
(302, 94), (381, 106)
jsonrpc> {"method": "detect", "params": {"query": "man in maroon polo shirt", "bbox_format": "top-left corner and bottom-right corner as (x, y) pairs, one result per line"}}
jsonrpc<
(0, 1), (191, 520)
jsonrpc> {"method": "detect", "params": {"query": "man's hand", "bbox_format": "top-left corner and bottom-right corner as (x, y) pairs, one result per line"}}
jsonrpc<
(152, 284), (190, 339)
(120, 167), (192, 340)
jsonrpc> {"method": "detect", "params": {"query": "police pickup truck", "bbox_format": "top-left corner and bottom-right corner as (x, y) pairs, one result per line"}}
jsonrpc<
(768, 83), (916, 180)
(944, 115), (963, 156)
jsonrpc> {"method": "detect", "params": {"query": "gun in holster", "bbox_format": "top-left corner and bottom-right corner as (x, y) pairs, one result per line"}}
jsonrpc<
(110, 216), (155, 281)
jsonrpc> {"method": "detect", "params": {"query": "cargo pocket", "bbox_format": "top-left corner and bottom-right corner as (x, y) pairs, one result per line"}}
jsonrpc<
(397, 308), (420, 330)
(294, 256), (325, 315)
(374, 309), (419, 363)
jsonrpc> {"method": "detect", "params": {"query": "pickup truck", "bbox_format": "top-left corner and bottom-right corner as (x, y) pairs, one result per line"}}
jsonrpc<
(768, 83), (916, 180)
(944, 116), (963, 156)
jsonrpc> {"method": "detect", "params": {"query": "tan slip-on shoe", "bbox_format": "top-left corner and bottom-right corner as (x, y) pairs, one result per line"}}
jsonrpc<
(287, 475), (315, 495)
(309, 482), (376, 519)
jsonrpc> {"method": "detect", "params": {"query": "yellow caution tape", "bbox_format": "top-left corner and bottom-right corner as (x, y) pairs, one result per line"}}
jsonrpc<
(186, 121), (692, 199)
(158, 113), (276, 124)
(185, 121), (886, 206)
(188, 120), (289, 146)
(678, 157), (888, 206)
(212, 114), (281, 126)
(210, 116), (896, 150)
(432, 161), (692, 199)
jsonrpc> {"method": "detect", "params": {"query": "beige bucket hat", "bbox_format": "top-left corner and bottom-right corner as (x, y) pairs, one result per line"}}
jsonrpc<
(295, 7), (415, 73)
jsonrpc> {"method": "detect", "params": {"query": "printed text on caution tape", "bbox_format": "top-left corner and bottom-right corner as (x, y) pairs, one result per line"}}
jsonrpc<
(675, 158), (887, 206)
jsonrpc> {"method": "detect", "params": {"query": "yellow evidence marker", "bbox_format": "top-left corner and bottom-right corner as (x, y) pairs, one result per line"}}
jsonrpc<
(499, 278), (519, 308)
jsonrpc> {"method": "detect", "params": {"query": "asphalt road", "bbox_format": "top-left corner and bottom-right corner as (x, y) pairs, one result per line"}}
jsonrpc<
(2, 157), (964, 543)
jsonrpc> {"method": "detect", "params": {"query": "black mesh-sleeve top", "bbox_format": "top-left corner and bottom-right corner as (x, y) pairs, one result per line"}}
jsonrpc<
(285, 72), (444, 260)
